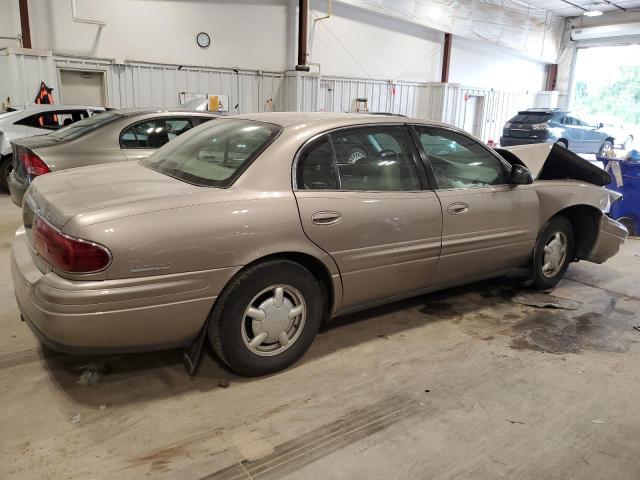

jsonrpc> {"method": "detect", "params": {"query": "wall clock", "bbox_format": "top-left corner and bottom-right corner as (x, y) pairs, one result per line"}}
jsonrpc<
(196, 32), (210, 48)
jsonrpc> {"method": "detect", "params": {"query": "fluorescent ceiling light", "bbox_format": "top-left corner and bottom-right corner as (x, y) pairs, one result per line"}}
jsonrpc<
(584, 10), (604, 16)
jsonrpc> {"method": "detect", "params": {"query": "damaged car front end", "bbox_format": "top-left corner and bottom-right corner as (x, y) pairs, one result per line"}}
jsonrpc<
(498, 143), (628, 264)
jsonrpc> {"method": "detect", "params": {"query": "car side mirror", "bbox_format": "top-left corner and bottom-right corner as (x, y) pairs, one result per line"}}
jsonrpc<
(510, 164), (534, 185)
(597, 122), (604, 129)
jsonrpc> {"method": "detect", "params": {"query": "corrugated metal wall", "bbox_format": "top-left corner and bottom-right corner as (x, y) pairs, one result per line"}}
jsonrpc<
(0, 48), (57, 106)
(53, 56), (286, 113)
(0, 49), (555, 143)
(318, 76), (426, 117)
(453, 87), (537, 142)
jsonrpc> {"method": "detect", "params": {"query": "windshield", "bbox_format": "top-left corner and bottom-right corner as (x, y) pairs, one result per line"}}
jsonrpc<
(141, 119), (280, 187)
(509, 112), (553, 124)
(49, 111), (122, 141)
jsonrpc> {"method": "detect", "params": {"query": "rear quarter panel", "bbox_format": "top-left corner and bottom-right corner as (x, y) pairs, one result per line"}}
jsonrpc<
(63, 189), (340, 287)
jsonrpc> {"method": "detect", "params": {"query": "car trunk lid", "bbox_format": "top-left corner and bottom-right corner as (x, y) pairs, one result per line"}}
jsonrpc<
(25, 162), (204, 229)
(11, 135), (62, 181)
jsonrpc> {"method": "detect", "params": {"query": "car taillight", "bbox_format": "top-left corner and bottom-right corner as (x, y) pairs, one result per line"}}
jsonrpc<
(20, 149), (50, 177)
(32, 216), (111, 273)
(531, 123), (549, 130)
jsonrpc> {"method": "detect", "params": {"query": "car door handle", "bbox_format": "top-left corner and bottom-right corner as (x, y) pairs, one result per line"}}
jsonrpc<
(312, 211), (342, 225)
(447, 202), (469, 215)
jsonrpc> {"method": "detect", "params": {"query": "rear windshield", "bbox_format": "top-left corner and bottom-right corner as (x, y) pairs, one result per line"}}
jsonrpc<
(509, 112), (553, 124)
(48, 111), (122, 141)
(141, 119), (280, 187)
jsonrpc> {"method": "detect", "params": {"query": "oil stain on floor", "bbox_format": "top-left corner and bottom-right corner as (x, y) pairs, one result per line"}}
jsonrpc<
(414, 279), (640, 356)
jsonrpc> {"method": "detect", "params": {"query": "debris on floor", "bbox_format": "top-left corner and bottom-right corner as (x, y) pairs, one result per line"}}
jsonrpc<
(218, 381), (230, 389)
(69, 414), (81, 424)
(77, 362), (107, 387)
(98, 404), (107, 410)
(511, 292), (580, 310)
(633, 326), (640, 333)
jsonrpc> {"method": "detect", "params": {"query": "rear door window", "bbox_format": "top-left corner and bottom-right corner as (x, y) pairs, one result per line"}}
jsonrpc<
(565, 114), (581, 126)
(297, 126), (421, 192)
(296, 137), (338, 190)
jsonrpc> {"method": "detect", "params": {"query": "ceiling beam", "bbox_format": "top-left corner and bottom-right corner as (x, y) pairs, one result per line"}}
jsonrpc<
(558, 0), (588, 11)
(600, 0), (627, 11)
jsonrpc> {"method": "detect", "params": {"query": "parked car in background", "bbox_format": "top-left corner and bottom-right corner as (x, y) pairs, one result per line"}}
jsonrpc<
(8, 109), (218, 206)
(500, 108), (619, 156)
(0, 104), (105, 190)
(11, 113), (627, 376)
(599, 115), (635, 150)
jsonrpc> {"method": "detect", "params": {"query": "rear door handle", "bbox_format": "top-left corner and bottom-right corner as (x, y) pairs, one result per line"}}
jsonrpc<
(447, 202), (469, 215)
(312, 211), (342, 225)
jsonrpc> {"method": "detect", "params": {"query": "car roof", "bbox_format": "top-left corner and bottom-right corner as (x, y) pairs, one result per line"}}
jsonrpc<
(113, 108), (220, 117)
(232, 112), (446, 128)
(13, 104), (105, 113)
(521, 108), (568, 114)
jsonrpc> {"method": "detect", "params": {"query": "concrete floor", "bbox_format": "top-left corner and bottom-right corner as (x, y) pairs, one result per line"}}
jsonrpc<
(1, 193), (639, 480)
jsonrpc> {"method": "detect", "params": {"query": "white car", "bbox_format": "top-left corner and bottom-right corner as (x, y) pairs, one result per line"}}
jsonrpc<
(0, 104), (104, 190)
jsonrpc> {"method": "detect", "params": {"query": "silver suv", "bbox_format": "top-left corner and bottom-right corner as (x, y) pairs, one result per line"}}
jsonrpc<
(500, 108), (625, 156)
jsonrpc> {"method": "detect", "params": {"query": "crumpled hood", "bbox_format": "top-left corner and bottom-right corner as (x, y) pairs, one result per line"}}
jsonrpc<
(497, 143), (612, 187)
(26, 162), (205, 228)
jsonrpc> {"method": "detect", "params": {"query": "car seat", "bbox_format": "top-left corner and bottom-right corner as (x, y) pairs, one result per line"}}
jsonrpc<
(299, 145), (337, 189)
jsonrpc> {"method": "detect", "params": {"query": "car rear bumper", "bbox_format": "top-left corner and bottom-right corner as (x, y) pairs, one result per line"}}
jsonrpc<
(586, 215), (628, 264)
(11, 226), (240, 354)
(500, 137), (553, 147)
(8, 172), (27, 207)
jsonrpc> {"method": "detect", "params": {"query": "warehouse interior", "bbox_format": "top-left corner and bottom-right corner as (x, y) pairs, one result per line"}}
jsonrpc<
(1, 1), (640, 479)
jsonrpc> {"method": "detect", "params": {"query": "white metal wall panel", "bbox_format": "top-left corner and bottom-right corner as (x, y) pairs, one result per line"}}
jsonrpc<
(318, 76), (427, 117)
(0, 50), (547, 144)
(0, 49), (57, 106)
(433, 85), (536, 142)
(534, 91), (560, 108)
(281, 73), (319, 112)
(53, 56), (286, 113)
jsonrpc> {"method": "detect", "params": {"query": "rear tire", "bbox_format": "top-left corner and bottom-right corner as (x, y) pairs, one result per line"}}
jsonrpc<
(598, 140), (614, 156)
(208, 260), (324, 376)
(532, 216), (575, 290)
(0, 155), (12, 192)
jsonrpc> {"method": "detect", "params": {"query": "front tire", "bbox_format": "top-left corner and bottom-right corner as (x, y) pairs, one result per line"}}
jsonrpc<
(209, 260), (324, 376)
(532, 216), (575, 290)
